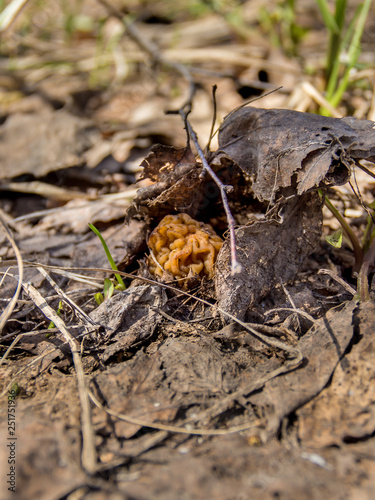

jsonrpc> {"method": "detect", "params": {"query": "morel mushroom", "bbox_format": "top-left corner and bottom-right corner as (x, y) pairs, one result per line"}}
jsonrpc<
(147, 213), (223, 280)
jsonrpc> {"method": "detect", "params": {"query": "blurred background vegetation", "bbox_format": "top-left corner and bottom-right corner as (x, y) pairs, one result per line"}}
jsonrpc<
(0, 0), (374, 123)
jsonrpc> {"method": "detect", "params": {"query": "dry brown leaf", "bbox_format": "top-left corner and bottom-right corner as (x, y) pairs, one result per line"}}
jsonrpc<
(0, 109), (97, 180)
(297, 300), (375, 447)
(249, 300), (358, 440)
(217, 107), (375, 202)
(215, 192), (323, 320)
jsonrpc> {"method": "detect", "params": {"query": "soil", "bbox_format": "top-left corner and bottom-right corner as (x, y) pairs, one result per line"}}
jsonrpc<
(1, 1), (375, 499)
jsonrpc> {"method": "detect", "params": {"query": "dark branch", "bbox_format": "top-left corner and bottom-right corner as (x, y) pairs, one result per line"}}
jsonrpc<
(179, 110), (242, 275)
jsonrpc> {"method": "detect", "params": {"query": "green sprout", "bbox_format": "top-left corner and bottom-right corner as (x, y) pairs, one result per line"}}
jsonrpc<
(89, 223), (126, 305)
(46, 300), (63, 335)
(325, 228), (343, 249)
(322, 191), (375, 301)
(94, 278), (115, 305)
(316, 0), (372, 115)
(258, 0), (308, 56)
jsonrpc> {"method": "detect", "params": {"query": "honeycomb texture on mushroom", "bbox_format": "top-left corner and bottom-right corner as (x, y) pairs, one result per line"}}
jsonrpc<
(147, 213), (223, 280)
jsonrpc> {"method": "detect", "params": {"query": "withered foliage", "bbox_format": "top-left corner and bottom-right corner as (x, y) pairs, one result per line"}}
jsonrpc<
(126, 143), (248, 224)
(217, 106), (375, 201)
(126, 144), (206, 222)
(127, 106), (375, 317)
(4, 106), (375, 499)
(215, 192), (323, 320)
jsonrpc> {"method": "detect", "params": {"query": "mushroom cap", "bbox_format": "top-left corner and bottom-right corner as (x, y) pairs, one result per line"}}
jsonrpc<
(147, 213), (223, 280)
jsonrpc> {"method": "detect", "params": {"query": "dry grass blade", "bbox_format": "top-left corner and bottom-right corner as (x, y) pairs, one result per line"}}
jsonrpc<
(0, 0), (31, 31)
(37, 266), (99, 327)
(38, 269), (102, 288)
(0, 260), (104, 288)
(1, 327), (59, 342)
(0, 335), (22, 369)
(318, 269), (357, 295)
(300, 82), (342, 118)
(21, 280), (97, 474)
(0, 181), (93, 201)
(0, 216), (23, 335)
(265, 307), (316, 324)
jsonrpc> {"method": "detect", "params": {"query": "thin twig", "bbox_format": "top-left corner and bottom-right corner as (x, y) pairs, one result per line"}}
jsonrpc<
(22, 281), (97, 474)
(37, 266), (99, 327)
(349, 177), (375, 226)
(0, 216), (23, 335)
(87, 387), (263, 436)
(220, 86), (283, 123)
(318, 269), (357, 295)
(180, 111), (242, 275)
(265, 307), (316, 324)
(205, 84), (218, 153)
(354, 159), (375, 181)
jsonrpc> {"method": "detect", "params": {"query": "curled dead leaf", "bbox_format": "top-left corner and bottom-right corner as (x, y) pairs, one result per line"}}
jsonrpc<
(217, 106), (375, 201)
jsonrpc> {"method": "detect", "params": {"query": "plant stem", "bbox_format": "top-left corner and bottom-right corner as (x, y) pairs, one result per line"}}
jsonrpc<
(324, 195), (364, 270)
(88, 223), (126, 289)
(329, 0), (371, 108)
(357, 262), (371, 302)
(326, 0), (347, 83)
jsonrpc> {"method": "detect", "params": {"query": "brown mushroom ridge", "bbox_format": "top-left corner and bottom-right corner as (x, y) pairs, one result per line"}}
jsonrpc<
(147, 213), (223, 280)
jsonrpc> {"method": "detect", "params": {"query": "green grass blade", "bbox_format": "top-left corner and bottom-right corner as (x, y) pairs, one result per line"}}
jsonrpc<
(329, 0), (372, 108)
(325, 2), (359, 103)
(95, 292), (104, 306)
(315, 0), (339, 34)
(89, 223), (126, 289)
(323, 195), (364, 270)
(334, 0), (348, 28)
(347, 0), (372, 62)
(326, 0), (347, 82)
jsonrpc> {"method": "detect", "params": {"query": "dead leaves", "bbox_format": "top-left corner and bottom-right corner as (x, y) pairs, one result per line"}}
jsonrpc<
(109, 106), (375, 444)
(89, 285), (167, 362)
(89, 292), (360, 444)
(252, 300), (358, 440)
(215, 192), (323, 320)
(127, 143), (206, 222)
(217, 106), (375, 201)
(0, 109), (97, 180)
(126, 106), (375, 319)
(140, 144), (197, 183)
(297, 301), (375, 446)
(3, 104), (375, 498)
